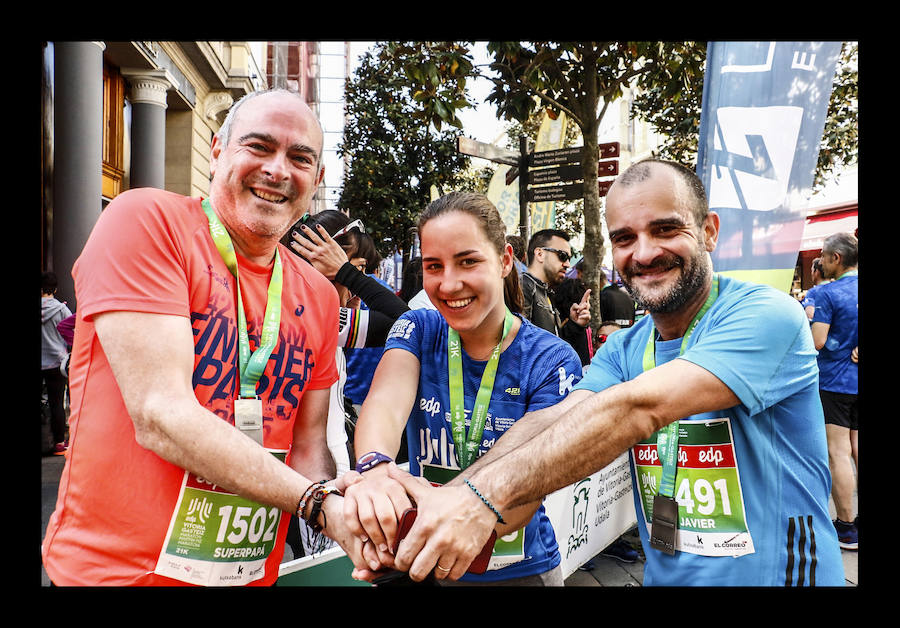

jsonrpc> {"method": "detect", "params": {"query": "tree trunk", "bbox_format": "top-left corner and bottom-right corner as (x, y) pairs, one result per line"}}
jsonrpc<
(580, 117), (604, 347)
(578, 49), (606, 347)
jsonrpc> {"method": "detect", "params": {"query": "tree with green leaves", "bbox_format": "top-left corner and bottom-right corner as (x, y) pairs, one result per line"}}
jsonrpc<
(382, 41), (707, 340)
(336, 48), (472, 258)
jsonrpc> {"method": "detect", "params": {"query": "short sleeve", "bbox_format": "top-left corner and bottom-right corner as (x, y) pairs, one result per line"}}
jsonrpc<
(385, 309), (427, 359)
(680, 286), (817, 416)
(73, 189), (195, 321)
(525, 339), (584, 412)
(811, 285), (835, 325)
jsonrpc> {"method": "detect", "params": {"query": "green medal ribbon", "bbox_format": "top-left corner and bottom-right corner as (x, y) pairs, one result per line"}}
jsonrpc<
(202, 199), (283, 399)
(448, 308), (515, 469)
(641, 274), (719, 498)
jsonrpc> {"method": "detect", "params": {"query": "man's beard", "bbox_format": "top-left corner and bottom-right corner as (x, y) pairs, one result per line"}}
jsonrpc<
(621, 250), (710, 314)
(546, 269), (564, 289)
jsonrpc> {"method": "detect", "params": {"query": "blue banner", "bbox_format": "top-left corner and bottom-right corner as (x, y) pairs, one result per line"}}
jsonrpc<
(696, 41), (843, 291)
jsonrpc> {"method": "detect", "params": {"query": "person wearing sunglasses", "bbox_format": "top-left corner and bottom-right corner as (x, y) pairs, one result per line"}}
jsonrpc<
(521, 229), (590, 338)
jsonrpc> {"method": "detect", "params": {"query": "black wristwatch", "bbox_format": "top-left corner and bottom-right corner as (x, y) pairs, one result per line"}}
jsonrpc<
(355, 451), (393, 473)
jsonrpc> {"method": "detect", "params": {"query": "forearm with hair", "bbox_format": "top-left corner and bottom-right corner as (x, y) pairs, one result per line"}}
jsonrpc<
(445, 390), (589, 488)
(463, 356), (741, 513)
(465, 382), (659, 512)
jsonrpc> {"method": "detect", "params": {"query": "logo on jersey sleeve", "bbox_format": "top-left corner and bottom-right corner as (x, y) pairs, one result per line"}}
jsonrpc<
(558, 367), (575, 395)
(388, 319), (416, 341)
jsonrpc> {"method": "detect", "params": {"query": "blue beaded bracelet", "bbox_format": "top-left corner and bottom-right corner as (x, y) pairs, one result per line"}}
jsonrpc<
(464, 479), (506, 525)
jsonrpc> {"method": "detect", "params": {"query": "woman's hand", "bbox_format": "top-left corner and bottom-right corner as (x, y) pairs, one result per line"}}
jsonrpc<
(290, 224), (349, 280)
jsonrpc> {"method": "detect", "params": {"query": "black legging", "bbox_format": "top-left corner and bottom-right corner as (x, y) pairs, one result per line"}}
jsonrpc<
(42, 368), (68, 444)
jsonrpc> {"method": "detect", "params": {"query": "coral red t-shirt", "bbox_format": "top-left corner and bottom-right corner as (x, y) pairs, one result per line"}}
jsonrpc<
(42, 188), (338, 586)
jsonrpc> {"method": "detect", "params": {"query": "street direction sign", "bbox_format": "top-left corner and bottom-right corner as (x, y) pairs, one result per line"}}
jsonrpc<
(456, 137), (519, 166)
(530, 146), (584, 167)
(528, 182), (584, 203)
(598, 181), (613, 197)
(529, 163), (583, 185)
(598, 141), (620, 159)
(598, 159), (618, 177)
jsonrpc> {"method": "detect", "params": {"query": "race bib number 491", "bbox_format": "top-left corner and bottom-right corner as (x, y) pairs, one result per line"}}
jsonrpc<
(633, 419), (755, 557)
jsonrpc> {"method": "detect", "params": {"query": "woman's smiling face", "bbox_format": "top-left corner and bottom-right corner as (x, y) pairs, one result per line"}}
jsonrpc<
(420, 210), (512, 337)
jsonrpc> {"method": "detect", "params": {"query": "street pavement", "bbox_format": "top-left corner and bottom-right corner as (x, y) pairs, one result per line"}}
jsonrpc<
(41, 453), (858, 587)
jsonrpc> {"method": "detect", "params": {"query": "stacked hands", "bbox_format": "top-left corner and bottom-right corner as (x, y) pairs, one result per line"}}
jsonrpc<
(328, 463), (499, 583)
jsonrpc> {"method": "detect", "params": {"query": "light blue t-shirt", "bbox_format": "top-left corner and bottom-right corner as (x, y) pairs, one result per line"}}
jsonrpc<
(575, 275), (845, 586)
(385, 308), (582, 582)
(812, 273), (858, 394)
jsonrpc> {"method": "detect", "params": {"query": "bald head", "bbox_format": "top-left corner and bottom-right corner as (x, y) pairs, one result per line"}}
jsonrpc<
(217, 89), (324, 169)
(611, 159), (709, 229)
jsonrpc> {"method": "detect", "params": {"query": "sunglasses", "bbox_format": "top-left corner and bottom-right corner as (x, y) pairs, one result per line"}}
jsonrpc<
(331, 219), (365, 239)
(541, 247), (571, 263)
(297, 214), (365, 239)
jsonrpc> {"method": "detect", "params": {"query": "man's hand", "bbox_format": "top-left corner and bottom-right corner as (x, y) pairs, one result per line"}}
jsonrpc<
(569, 288), (591, 327)
(386, 464), (497, 582)
(341, 464), (414, 569)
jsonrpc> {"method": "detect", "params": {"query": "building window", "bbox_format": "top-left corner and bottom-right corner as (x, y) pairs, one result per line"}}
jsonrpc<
(102, 62), (126, 200)
(318, 43), (348, 212)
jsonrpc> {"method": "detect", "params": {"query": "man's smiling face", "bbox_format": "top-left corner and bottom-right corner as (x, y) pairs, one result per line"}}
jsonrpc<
(209, 91), (324, 251)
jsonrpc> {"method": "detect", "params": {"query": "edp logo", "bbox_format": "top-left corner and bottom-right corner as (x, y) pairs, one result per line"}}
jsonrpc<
(419, 396), (442, 417)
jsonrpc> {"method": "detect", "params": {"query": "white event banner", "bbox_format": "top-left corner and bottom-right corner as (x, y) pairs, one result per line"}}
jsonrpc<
(543, 451), (637, 579)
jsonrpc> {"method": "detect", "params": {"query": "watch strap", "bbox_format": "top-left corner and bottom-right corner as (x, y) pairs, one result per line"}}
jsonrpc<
(355, 451), (393, 473)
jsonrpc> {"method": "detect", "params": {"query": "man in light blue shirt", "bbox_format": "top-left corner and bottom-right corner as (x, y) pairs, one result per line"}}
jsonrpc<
(381, 159), (845, 587)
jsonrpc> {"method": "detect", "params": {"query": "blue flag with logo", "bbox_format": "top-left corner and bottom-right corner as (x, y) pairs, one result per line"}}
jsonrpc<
(696, 41), (843, 292)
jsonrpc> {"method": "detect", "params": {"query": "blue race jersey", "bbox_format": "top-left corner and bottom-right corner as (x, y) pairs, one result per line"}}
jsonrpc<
(812, 273), (858, 394)
(385, 309), (582, 582)
(801, 282), (824, 310)
(344, 274), (393, 405)
(575, 275), (845, 586)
